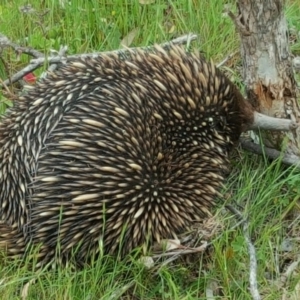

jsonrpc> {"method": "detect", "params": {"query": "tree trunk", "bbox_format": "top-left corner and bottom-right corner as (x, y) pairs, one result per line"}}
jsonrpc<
(234, 0), (300, 155)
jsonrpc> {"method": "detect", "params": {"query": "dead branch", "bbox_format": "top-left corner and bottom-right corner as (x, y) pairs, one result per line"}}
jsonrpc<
(40, 45), (68, 78)
(31, 33), (198, 64)
(151, 242), (208, 275)
(152, 242), (208, 259)
(1, 63), (41, 88)
(0, 33), (198, 87)
(240, 138), (300, 169)
(250, 112), (298, 131)
(243, 219), (261, 300)
(0, 33), (44, 58)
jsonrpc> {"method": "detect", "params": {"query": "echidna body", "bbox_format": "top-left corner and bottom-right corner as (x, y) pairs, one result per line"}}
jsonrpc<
(0, 45), (254, 266)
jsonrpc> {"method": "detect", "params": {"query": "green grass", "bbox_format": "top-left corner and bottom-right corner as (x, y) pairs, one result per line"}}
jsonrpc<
(1, 0), (300, 299)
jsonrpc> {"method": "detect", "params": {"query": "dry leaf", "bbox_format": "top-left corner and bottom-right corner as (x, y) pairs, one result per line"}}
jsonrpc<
(160, 239), (181, 251)
(225, 246), (234, 259)
(163, 21), (176, 34)
(120, 28), (139, 48)
(21, 278), (36, 300)
(206, 279), (220, 299)
(168, 24), (176, 34)
(152, 238), (181, 252)
(139, 256), (155, 269)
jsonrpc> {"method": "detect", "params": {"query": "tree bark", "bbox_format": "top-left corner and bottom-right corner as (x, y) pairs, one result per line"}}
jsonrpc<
(234, 0), (300, 155)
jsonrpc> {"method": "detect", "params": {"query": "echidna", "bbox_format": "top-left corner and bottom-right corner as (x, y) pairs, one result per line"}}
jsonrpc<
(0, 44), (254, 267)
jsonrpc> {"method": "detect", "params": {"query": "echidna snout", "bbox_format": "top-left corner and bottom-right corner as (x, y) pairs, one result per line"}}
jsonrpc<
(0, 45), (254, 266)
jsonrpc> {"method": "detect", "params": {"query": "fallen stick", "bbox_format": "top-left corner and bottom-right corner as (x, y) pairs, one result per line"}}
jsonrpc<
(240, 138), (300, 169)
(1, 33), (198, 87)
(0, 33), (44, 58)
(250, 112), (298, 131)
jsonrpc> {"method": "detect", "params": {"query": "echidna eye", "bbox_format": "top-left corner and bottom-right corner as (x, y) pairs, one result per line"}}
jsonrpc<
(214, 116), (227, 131)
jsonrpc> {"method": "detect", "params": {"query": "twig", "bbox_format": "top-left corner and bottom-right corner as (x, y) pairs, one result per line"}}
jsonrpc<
(152, 242), (208, 259)
(251, 112), (298, 131)
(243, 220), (261, 300)
(40, 45), (68, 78)
(0, 78), (17, 99)
(21, 278), (36, 300)
(1, 63), (42, 88)
(1, 33), (198, 87)
(149, 214), (251, 279)
(47, 46), (68, 73)
(0, 33), (44, 58)
(279, 255), (300, 288)
(288, 214), (300, 229)
(152, 242), (208, 274)
(217, 51), (239, 68)
(32, 33), (198, 64)
(226, 205), (261, 300)
(240, 138), (300, 169)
